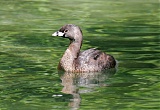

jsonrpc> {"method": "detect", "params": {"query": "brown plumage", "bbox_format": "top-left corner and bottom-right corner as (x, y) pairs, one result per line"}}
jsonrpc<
(52, 24), (116, 72)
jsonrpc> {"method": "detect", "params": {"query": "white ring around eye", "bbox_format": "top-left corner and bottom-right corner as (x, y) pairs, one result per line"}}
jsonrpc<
(64, 30), (68, 32)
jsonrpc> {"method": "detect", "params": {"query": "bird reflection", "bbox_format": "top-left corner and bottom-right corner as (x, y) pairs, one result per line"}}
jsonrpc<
(58, 69), (117, 110)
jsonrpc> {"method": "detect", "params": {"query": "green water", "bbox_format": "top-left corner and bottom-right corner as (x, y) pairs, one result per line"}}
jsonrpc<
(0, 0), (159, 110)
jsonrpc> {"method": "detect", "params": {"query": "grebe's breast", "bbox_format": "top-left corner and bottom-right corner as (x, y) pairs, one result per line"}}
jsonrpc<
(75, 48), (116, 72)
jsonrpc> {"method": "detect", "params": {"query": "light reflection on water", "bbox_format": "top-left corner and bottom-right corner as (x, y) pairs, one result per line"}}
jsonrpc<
(0, 0), (159, 110)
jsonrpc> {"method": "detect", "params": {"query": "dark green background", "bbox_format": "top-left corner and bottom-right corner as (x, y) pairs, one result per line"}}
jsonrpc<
(0, 0), (159, 110)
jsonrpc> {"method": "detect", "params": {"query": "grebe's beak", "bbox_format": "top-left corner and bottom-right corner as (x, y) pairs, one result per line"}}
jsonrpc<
(52, 31), (64, 37)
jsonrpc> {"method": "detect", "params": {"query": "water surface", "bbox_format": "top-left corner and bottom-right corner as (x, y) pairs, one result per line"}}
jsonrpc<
(0, 0), (159, 110)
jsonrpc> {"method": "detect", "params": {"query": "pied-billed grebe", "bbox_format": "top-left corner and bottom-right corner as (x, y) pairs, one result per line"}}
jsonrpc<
(52, 24), (116, 72)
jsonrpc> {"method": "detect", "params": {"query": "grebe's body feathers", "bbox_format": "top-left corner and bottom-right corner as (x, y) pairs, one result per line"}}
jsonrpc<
(75, 48), (116, 72)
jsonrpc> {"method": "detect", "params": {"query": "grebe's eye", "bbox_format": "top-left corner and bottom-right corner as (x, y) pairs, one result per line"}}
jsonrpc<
(64, 30), (68, 33)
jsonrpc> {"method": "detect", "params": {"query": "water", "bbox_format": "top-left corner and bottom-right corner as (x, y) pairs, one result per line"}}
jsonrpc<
(0, 0), (159, 110)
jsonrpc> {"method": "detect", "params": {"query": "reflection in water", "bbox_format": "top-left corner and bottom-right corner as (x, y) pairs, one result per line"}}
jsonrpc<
(58, 69), (116, 109)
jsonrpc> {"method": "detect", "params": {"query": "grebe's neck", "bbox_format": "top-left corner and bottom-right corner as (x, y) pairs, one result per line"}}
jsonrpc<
(59, 34), (83, 72)
(68, 37), (82, 58)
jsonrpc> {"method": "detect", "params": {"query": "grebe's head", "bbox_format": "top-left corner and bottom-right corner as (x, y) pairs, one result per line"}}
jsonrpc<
(52, 24), (82, 41)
